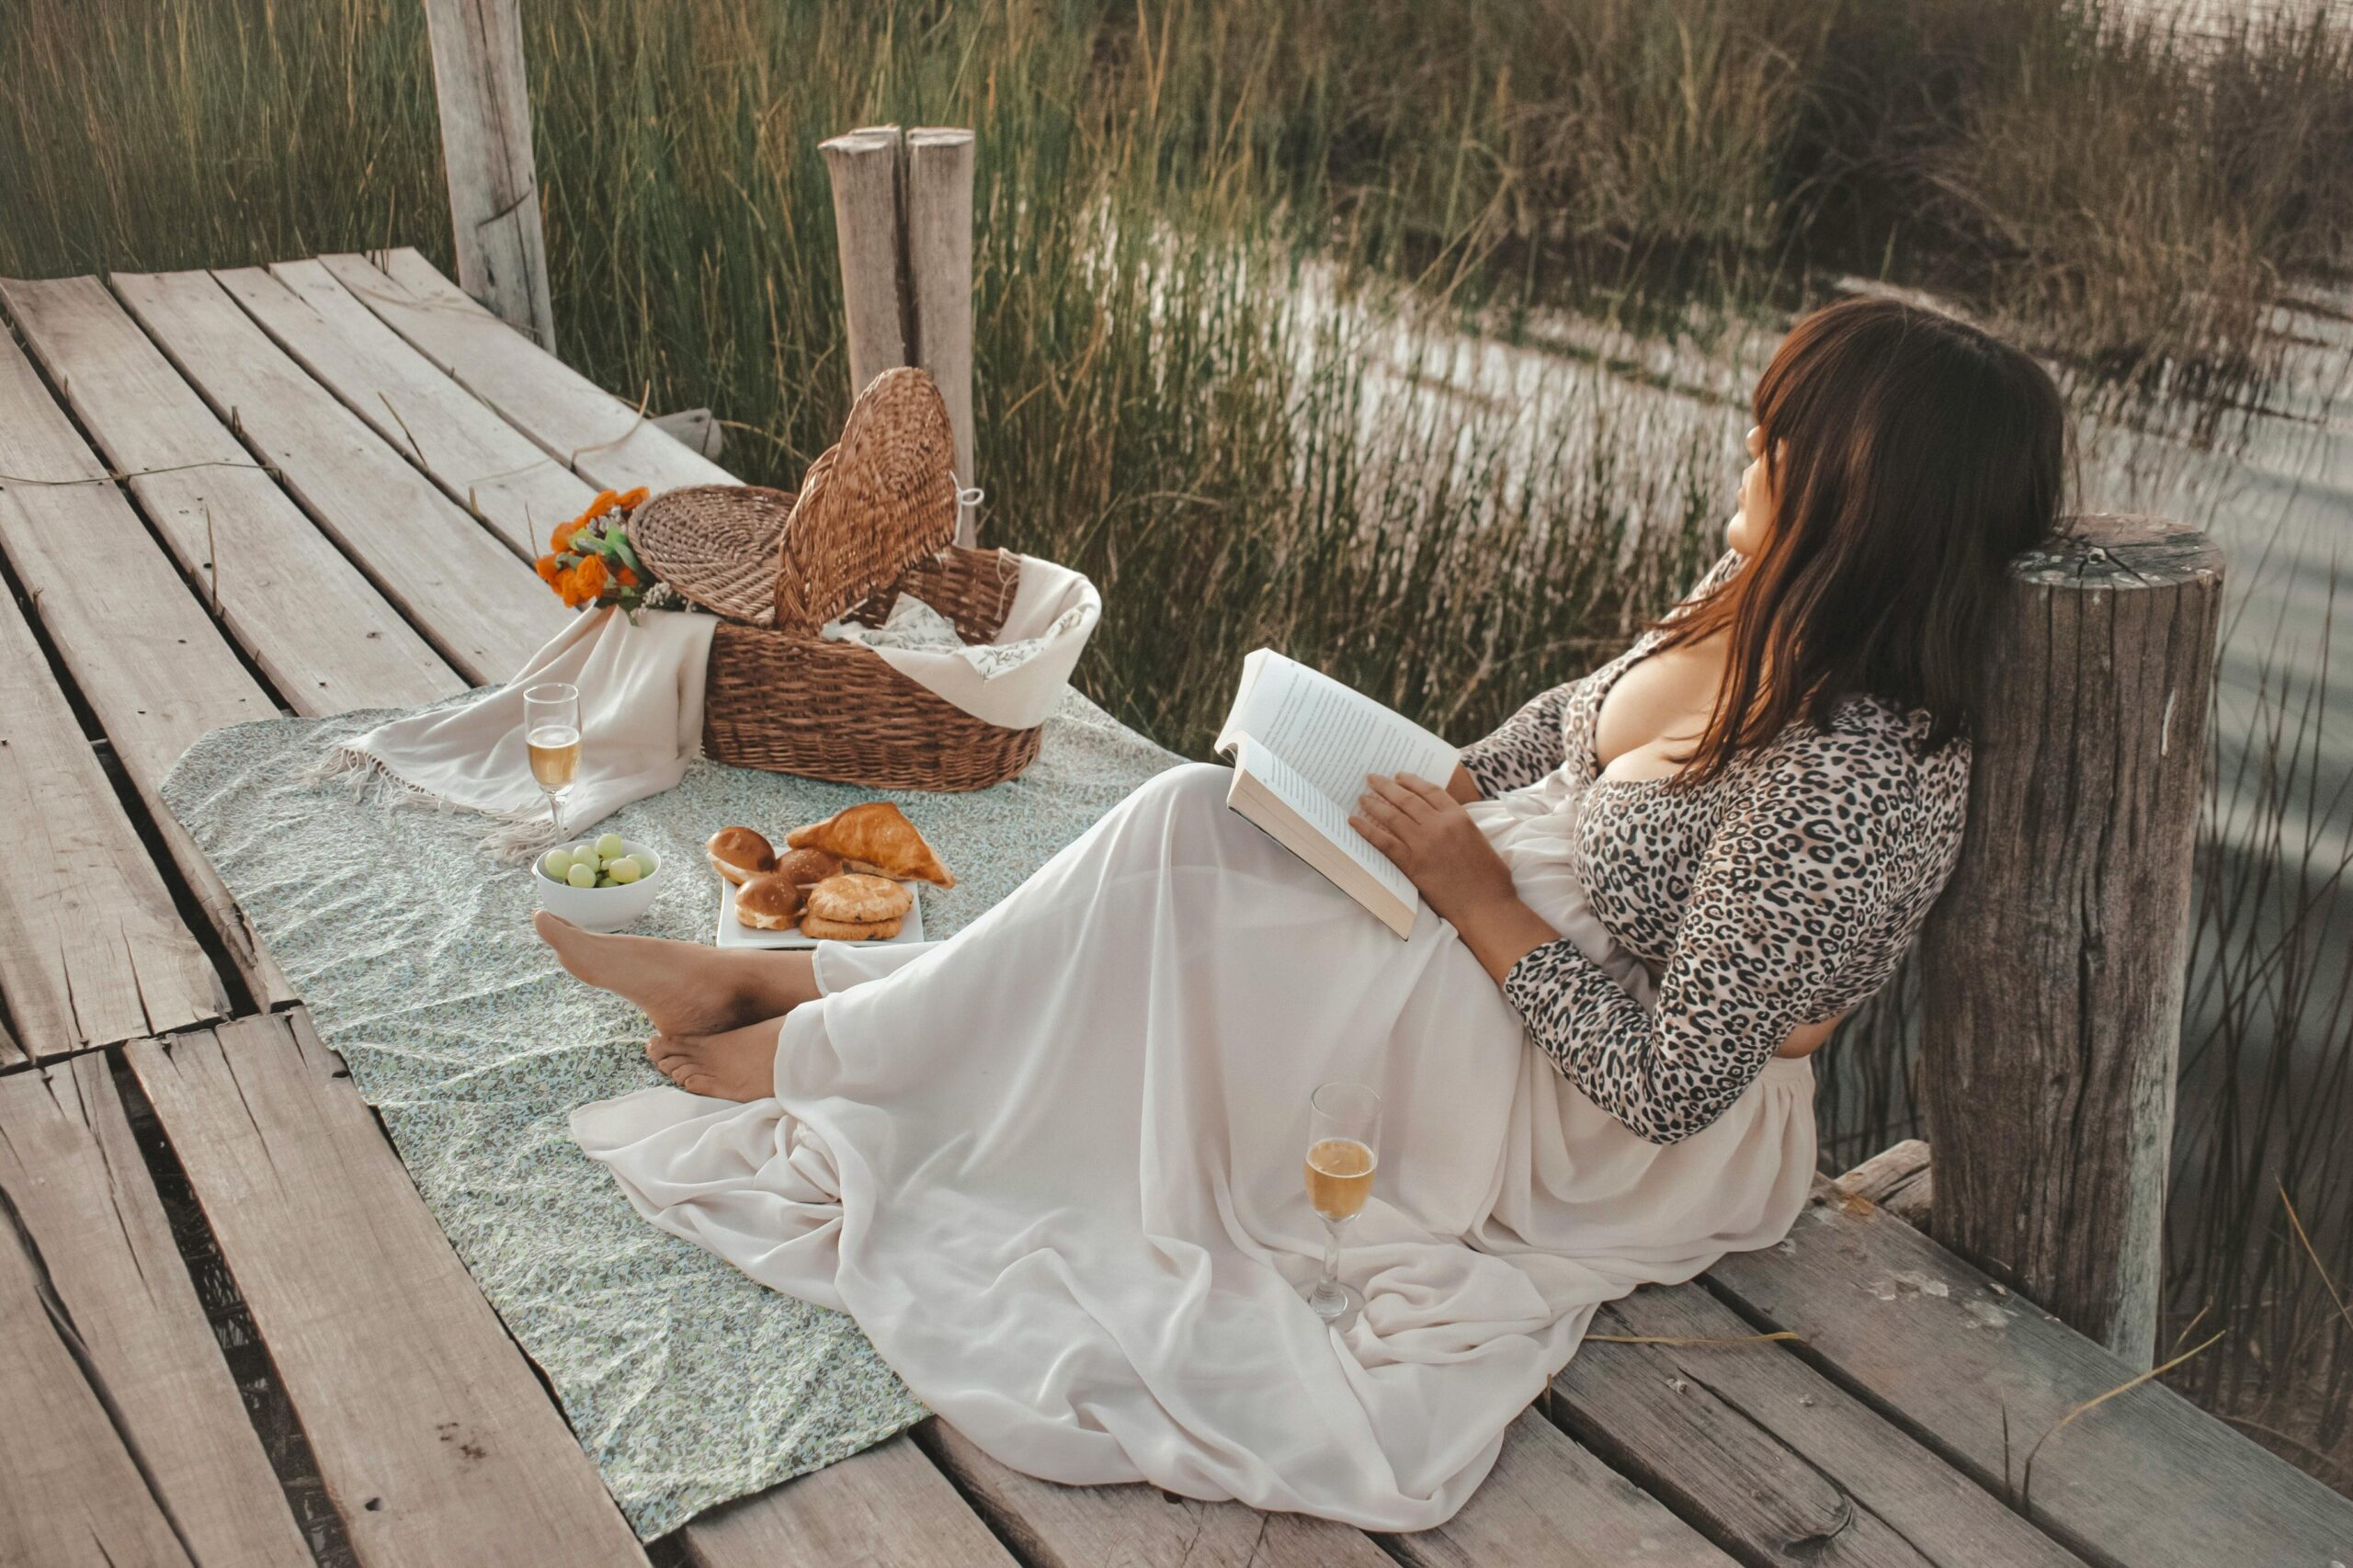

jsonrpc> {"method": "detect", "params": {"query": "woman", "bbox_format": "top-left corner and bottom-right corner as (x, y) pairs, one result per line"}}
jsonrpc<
(546, 296), (2065, 1528)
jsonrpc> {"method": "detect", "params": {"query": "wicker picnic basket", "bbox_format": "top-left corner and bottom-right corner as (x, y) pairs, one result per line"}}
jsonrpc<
(631, 369), (1048, 791)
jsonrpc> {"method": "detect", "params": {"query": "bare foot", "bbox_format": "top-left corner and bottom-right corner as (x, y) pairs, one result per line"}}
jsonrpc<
(535, 912), (820, 1036)
(647, 1017), (783, 1101)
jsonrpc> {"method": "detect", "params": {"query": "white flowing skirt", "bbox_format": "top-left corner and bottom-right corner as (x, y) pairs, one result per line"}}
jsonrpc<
(572, 762), (1816, 1529)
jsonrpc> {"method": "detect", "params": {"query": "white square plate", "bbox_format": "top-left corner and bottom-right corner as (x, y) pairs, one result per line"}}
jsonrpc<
(712, 876), (927, 949)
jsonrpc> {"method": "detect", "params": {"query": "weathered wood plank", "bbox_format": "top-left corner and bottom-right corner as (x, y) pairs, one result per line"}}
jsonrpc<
(1836, 1140), (1933, 1227)
(1385, 1407), (1734, 1568)
(1, 275), (460, 713)
(420, 0), (556, 353)
(1554, 1288), (2081, 1568)
(1918, 518), (2223, 1364)
(682, 1429), (1013, 1568)
(0, 1149), (195, 1565)
(0, 565), (225, 1056)
(113, 267), (567, 685)
(316, 249), (733, 493)
(1704, 1187), (2353, 1568)
(125, 1011), (649, 1567)
(918, 1419), (1394, 1567)
(225, 259), (597, 559)
(0, 324), (292, 1007)
(0, 1055), (313, 1565)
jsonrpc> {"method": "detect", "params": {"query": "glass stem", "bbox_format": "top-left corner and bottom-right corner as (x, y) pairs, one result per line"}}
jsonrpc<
(1320, 1219), (1341, 1298)
(548, 790), (565, 841)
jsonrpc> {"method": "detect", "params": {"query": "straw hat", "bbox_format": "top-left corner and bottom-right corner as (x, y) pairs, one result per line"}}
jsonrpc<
(628, 484), (797, 625)
(772, 368), (960, 631)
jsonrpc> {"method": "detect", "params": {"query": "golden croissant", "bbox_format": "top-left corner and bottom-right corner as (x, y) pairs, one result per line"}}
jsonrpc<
(786, 801), (955, 888)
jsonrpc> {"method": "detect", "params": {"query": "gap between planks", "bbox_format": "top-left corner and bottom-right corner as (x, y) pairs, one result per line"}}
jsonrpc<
(126, 1010), (651, 1567)
(0, 273), (461, 713)
(109, 267), (569, 686)
(0, 542), (230, 1058)
(0, 1052), (314, 1566)
(318, 248), (733, 494)
(1697, 1184), (2353, 1568)
(0, 306), (294, 1011)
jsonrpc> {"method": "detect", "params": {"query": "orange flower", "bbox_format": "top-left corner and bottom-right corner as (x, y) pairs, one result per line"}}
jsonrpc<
(582, 490), (620, 523)
(551, 518), (582, 552)
(572, 554), (611, 602)
(535, 553), (563, 585)
(614, 486), (649, 511)
(615, 565), (639, 588)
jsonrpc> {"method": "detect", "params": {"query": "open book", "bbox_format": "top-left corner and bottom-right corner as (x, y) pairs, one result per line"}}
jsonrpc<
(1213, 650), (1461, 938)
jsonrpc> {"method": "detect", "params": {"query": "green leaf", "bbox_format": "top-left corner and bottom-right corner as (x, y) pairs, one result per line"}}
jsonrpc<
(608, 529), (648, 576)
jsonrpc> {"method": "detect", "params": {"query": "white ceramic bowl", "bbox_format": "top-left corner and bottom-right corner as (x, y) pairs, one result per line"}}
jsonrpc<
(533, 837), (667, 932)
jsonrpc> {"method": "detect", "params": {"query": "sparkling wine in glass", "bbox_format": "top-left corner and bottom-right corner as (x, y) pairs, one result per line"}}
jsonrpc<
(1303, 1081), (1381, 1326)
(523, 682), (582, 841)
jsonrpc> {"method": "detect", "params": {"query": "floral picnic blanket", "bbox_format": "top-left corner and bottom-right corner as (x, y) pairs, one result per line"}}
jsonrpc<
(161, 689), (1177, 1539)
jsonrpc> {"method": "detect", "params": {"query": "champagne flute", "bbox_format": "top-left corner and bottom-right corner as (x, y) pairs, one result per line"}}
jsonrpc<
(522, 682), (583, 841)
(1303, 1081), (1381, 1325)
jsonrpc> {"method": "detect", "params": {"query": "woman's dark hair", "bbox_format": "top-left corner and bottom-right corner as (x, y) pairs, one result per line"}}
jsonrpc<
(1654, 294), (2067, 783)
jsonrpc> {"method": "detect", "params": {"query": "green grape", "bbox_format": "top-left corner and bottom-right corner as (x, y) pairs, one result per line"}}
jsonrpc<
(595, 832), (626, 860)
(607, 857), (642, 884)
(565, 863), (597, 890)
(540, 849), (573, 881)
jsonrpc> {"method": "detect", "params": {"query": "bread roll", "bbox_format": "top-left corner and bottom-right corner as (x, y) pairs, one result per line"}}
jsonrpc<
(733, 871), (804, 930)
(706, 825), (777, 885)
(771, 846), (844, 889)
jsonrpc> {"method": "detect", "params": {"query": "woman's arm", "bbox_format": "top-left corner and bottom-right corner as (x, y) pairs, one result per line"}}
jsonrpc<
(1455, 684), (1577, 799)
(1498, 761), (1910, 1142)
(1359, 753), (1931, 1145)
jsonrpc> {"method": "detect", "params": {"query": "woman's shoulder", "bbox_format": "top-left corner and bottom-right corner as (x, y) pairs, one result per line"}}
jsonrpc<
(1737, 694), (1971, 843)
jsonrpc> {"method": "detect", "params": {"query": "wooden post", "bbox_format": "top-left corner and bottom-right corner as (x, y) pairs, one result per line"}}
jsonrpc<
(1915, 515), (2223, 1369)
(420, 0), (556, 354)
(820, 123), (981, 545)
(906, 128), (977, 544)
(821, 126), (912, 400)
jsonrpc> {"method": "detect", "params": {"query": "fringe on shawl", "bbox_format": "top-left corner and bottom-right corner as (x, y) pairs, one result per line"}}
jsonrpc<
(303, 743), (555, 862)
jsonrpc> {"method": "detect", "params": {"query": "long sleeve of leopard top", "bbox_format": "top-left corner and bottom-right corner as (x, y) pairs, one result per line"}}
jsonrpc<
(1504, 745), (1933, 1144)
(1456, 681), (1581, 798)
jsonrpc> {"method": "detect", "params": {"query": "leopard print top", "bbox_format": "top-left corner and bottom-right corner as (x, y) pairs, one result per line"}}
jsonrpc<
(1459, 551), (1970, 1144)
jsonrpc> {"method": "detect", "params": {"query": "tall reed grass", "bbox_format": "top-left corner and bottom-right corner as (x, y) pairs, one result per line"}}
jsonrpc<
(2, 0), (2348, 1494)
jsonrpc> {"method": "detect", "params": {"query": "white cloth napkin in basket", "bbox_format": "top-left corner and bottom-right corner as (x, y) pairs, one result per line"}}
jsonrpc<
(820, 556), (1101, 731)
(316, 554), (1101, 854)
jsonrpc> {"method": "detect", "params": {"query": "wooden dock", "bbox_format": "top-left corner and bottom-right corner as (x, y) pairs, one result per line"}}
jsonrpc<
(1, 250), (2347, 1568)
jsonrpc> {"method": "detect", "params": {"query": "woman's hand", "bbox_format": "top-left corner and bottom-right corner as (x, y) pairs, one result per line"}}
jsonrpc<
(1351, 774), (1517, 925)
(1352, 774), (1564, 982)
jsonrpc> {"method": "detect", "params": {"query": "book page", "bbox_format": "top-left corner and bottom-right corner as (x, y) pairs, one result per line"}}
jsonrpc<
(1234, 738), (1417, 911)
(1217, 651), (1458, 809)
